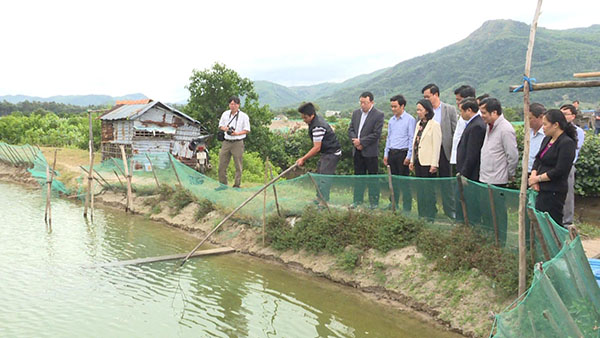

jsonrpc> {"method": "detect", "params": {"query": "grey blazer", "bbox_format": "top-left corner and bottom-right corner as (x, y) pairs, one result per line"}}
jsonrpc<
(348, 107), (385, 157)
(439, 101), (457, 160)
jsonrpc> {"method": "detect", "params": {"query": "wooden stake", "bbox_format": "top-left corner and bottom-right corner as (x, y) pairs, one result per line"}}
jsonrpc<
(120, 145), (133, 212)
(517, 0), (543, 297)
(488, 184), (500, 247)
(308, 173), (330, 213)
(168, 153), (183, 187)
(531, 214), (551, 261)
(145, 153), (160, 189)
(111, 158), (126, 178)
(93, 169), (112, 189)
(113, 170), (125, 188)
(386, 165), (396, 213)
(267, 159), (281, 217)
(573, 71), (600, 78)
(79, 166), (106, 188)
(568, 224), (579, 241)
(84, 111), (95, 219)
(181, 164), (298, 267)
(456, 174), (469, 226)
(45, 164), (51, 226)
(510, 80), (600, 92)
(544, 214), (563, 250)
(263, 158), (268, 247)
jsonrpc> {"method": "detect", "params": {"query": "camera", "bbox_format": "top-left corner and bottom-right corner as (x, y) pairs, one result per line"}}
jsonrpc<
(226, 126), (235, 135)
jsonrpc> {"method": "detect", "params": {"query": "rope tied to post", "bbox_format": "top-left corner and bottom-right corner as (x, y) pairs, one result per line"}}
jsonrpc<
(512, 75), (537, 92)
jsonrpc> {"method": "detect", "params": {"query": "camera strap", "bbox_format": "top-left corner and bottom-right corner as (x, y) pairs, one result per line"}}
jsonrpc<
(226, 112), (239, 128)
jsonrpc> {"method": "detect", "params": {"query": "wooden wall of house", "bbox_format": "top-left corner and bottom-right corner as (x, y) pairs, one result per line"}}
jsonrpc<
(101, 121), (114, 142)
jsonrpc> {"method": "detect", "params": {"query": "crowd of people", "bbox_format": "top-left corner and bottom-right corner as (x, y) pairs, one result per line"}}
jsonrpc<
(216, 85), (584, 228)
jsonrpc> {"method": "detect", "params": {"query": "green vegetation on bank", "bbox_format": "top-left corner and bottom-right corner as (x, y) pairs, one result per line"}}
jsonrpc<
(266, 206), (523, 295)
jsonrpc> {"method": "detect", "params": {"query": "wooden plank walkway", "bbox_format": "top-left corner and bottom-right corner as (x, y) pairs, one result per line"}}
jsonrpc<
(95, 247), (236, 268)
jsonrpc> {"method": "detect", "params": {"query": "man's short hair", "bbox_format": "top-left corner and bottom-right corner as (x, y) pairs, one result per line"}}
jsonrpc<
(454, 85), (476, 99)
(360, 91), (374, 102)
(573, 100), (580, 104)
(298, 102), (316, 116)
(560, 103), (577, 116)
(460, 98), (479, 113)
(479, 97), (502, 115)
(421, 83), (440, 96)
(530, 102), (546, 118)
(476, 93), (489, 103)
(390, 94), (407, 107)
(228, 95), (241, 104)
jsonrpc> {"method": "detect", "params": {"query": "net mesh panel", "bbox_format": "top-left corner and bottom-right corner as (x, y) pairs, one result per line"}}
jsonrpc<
(22, 149), (599, 334)
(0, 143), (69, 194)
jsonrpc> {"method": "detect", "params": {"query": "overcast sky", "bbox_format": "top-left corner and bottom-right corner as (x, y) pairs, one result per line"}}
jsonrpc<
(1, 0), (598, 102)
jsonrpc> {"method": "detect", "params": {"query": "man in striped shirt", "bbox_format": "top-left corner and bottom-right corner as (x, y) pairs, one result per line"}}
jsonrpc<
(297, 102), (342, 203)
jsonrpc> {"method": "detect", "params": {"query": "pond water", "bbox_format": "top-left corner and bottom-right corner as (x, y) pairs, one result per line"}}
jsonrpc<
(0, 182), (461, 337)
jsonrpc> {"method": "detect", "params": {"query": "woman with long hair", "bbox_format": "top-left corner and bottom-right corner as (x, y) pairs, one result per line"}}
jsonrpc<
(410, 99), (442, 220)
(528, 109), (577, 226)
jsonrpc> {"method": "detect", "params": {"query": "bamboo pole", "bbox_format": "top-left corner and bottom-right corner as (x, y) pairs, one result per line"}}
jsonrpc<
(544, 214), (563, 250)
(456, 174), (469, 226)
(84, 111), (95, 219)
(509, 80), (600, 92)
(111, 158), (126, 178)
(568, 225), (579, 241)
(168, 154), (183, 187)
(531, 215), (551, 261)
(79, 166), (106, 188)
(530, 220), (535, 266)
(45, 164), (51, 226)
(573, 71), (600, 78)
(0, 144), (17, 166)
(263, 158), (268, 247)
(113, 170), (125, 188)
(93, 169), (112, 189)
(6, 145), (25, 166)
(516, 0), (543, 297)
(308, 173), (330, 213)
(145, 153), (160, 189)
(181, 164), (298, 267)
(267, 159), (281, 217)
(386, 165), (396, 213)
(120, 145), (133, 212)
(487, 184), (500, 246)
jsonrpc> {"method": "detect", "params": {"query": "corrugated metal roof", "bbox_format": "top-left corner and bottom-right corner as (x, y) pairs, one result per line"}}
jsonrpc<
(100, 101), (200, 125)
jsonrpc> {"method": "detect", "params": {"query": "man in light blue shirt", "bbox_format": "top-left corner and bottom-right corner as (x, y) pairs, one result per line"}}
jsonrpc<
(560, 103), (585, 226)
(528, 103), (546, 173)
(383, 94), (416, 212)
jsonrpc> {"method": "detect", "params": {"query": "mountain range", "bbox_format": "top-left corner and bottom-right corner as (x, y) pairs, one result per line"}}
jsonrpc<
(254, 20), (600, 112)
(0, 93), (148, 106)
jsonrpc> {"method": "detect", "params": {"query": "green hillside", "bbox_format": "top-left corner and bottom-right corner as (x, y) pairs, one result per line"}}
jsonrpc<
(257, 20), (600, 113)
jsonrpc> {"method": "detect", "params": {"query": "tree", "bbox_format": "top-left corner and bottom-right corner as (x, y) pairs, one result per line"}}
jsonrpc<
(185, 62), (272, 153)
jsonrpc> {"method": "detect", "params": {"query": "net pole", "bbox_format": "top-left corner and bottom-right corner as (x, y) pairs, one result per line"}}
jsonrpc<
(145, 153), (160, 189)
(308, 173), (330, 213)
(268, 159), (281, 217)
(456, 174), (469, 226)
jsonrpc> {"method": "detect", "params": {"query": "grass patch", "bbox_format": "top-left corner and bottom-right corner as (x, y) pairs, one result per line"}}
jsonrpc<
(194, 198), (215, 220)
(578, 222), (600, 239)
(336, 247), (362, 272)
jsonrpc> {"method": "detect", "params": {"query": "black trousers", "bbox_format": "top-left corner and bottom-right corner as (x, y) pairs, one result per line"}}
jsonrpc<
(316, 153), (340, 201)
(536, 190), (567, 227)
(438, 146), (455, 218)
(353, 151), (379, 206)
(388, 149), (411, 211)
(414, 159), (437, 220)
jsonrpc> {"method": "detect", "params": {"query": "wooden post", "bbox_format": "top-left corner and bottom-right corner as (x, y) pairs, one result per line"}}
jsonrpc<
(113, 170), (125, 188)
(267, 159), (281, 217)
(530, 219), (535, 266)
(93, 169), (112, 189)
(263, 159), (268, 247)
(386, 165), (396, 213)
(573, 71), (600, 78)
(568, 225), (579, 241)
(120, 145), (133, 212)
(84, 110), (95, 219)
(544, 214), (563, 250)
(510, 80), (600, 92)
(487, 184), (500, 246)
(530, 213), (552, 261)
(168, 153), (183, 187)
(181, 164), (298, 267)
(45, 164), (51, 226)
(308, 173), (330, 213)
(456, 174), (469, 226)
(517, 0), (543, 297)
(111, 158), (126, 178)
(145, 153), (160, 189)
(79, 166), (106, 188)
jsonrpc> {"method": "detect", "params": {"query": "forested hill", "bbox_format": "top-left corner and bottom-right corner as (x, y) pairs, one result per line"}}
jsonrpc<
(0, 93), (147, 107)
(256, 20), (600, 111)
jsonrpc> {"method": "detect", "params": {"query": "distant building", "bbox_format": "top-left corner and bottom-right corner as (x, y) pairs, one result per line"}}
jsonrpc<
(325, 110), (341, 118)
(99, 99), (203, 169)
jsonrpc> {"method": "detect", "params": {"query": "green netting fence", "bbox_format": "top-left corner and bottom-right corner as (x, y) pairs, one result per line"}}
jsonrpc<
(6, 146), (599, 336)
(0, 143), (69, 195)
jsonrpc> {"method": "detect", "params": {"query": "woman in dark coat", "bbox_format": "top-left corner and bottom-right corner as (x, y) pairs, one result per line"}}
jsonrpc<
(528, 109), (577, 226)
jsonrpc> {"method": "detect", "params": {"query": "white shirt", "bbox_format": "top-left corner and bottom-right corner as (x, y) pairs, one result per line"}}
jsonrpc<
(219, 110), (250, 140)
(528, 127), (545, 173)
(433, 104), (442, 124)
(450, 116), (466, 164)
(357, 106), (372, 139)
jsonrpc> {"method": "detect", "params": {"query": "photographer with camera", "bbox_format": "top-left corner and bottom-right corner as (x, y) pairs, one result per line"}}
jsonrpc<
(217, 95), (250, 188)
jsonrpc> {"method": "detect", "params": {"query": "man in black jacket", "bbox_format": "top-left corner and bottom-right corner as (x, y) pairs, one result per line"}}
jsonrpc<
(348, 91), (384, 208)
(296, 102), (342, 203)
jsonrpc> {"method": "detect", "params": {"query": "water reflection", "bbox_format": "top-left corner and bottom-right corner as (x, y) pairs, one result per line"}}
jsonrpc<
(0, 182), (460, 337)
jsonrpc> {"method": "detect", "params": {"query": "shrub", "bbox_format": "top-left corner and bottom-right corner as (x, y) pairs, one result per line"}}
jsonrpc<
(169, 187), (196, 214)
(336, 247), (362, 272)
(194, 199), (215, 220)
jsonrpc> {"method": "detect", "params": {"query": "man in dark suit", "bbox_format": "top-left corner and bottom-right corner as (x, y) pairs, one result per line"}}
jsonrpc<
(348, 91), (384, 208)
(456, 97), (486, 225)
(422, 83), (457, 218)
